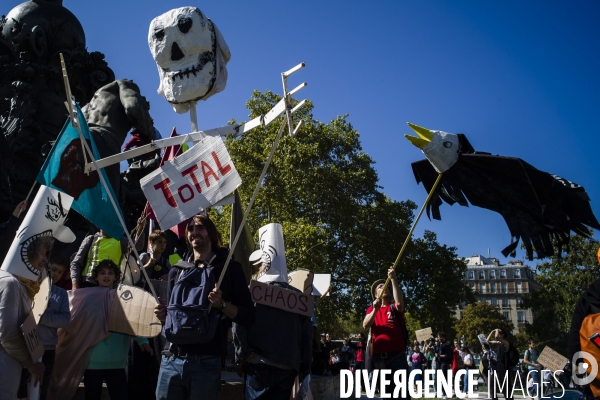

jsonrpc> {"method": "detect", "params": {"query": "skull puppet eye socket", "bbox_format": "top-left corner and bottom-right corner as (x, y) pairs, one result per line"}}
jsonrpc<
(154, 29), (165, 41)
(178, 17), (193, 33)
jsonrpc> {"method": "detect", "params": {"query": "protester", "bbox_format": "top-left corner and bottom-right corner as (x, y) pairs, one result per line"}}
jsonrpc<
(232, 223), (312, 400)
(138, 229), (171, 281)
(480, 343), (497, 389)
(434, 332), (453, 399)
(351, 333), (366, 374)
(70, 229), (127, 288)
(461, 346), (474, 392)
(487, 328), (517, 400)
(84, 260), (153, 400)
(0, 236), (52, 399)
(363, 267), (409, 397)
(37, 258), (71, 400)
(50, 253), (72, 291)
(154, 214), (254, 400)
(411, 345), (425, 392)
(523, 340), (542, 400)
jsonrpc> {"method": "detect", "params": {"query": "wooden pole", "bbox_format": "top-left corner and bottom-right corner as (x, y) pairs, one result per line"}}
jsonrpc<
(377, 173), (443, 299)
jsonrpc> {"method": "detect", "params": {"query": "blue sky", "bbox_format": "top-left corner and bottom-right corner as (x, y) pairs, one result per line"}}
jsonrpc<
(6, 0), (599, 265)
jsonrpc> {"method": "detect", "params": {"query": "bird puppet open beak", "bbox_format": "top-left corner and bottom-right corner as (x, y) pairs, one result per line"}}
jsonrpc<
(404, 122), (460, 173)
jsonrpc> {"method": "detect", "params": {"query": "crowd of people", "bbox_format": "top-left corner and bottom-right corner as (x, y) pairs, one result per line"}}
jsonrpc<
(0, 195), (597, 400)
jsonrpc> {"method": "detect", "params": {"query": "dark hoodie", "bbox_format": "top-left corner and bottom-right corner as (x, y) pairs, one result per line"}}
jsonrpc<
(567, 278), (600, 360)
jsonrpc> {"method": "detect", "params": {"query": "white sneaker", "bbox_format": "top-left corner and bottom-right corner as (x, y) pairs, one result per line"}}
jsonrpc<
(442, 396), (448, 399)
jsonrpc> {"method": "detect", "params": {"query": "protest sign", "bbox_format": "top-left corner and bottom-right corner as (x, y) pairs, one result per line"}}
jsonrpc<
(108, 285), (162, 337)
(537, 346), (568, 372)
(416, 327), (433, 343)
(21, 313), (44, 362)
(141, 136), (241, 230)
(250, 280), (314, 317)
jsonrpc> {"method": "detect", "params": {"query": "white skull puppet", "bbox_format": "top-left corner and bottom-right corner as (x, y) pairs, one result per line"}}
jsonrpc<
(1, 185), (75, 281)
(148, 7), (231, 114)
(249, 223), (288, 283)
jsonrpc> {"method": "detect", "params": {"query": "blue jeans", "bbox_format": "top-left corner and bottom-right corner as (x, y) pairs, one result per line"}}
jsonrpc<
(245, 362), (298, 400)
(463, 367), (470, 393)
(156, 354), (221, 400)
(529, 369), (540, 399)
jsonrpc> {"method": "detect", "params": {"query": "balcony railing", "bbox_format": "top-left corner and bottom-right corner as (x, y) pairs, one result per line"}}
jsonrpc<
(473, 289), (527, 294)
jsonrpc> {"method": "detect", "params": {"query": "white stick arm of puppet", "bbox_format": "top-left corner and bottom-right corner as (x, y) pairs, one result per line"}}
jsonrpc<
(85, 91), (305, 173)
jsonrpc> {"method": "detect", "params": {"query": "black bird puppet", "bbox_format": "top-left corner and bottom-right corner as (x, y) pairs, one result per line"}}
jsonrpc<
(405, 123), (600, 260)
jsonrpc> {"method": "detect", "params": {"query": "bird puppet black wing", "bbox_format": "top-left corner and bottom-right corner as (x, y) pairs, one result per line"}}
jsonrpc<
(411, 147), (600, 260)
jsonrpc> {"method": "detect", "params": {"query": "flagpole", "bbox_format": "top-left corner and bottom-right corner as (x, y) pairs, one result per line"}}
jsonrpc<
(16, 180), (38, 218)
(376, 173), (443, 300)
(59, 60), (158, 300)
(209, 117), (288, 312)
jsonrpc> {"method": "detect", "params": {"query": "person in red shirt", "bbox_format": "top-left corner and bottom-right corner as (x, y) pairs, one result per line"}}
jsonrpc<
(363, 267), (408, 396)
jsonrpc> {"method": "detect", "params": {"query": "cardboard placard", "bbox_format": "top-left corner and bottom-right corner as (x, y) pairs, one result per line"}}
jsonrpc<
(250, 280), (314, 317)
(32, 269), (51, 324)
(108, 285), (162, 338)
(21, 313), (44, 362)
(416, 327), (433, 343)
(140, 136), (241, 230)
(537, 346), (568, 372)
(288, 269), (314, 295)
(478, 334), (490, 347)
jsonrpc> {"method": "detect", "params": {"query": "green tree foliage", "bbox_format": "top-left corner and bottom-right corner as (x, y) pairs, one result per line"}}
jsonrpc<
(454, 302), (514, 352)
(213, 90), (473, 335)
(521, 235), (600, 354)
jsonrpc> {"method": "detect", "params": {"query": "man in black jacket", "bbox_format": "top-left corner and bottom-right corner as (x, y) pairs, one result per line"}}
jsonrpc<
(435, 332), (453, 399)
(154, 214), (254, 400)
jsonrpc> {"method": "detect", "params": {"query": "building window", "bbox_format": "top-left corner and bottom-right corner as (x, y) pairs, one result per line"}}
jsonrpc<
(492, 297), (498, 306)
(479, 271), (485, 279)
(479, 283), (485, 293)
(518, 311), (525, 323)
(514, 269), (521, 278)
(501, 282), (507, 293)
(490, 283), (496, 293)
(469, 283), (475, 292)
(489, 270), (496, 279)
(502, 297), (509, 307)
(467, 271), (474, 280)
(516, 282), (522, 293)
(517, 297), (523, 307)
(500, 269), (507, 279)
(503, 311), (510, 321)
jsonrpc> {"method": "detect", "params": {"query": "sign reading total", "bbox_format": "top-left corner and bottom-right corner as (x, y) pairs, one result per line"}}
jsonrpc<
(250, 280), (314, 317)
(141, 136), (241, 229)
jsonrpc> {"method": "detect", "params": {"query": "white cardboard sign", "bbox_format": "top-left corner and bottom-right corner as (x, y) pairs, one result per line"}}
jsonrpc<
(416, 327), (433, 343)
(250, 280), (314, 317)
(140, 136), (241, 230)
(21, 313), (44, 362)
(537, 346), (568, 372)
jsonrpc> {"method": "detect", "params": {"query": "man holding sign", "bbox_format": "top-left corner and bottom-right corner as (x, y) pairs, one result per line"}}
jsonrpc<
(232, 223), (313, 400)
(154, 214), (254, 400)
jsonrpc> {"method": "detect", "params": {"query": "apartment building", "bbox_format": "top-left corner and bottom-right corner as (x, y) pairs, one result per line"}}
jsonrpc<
(458, 255), (539, 333)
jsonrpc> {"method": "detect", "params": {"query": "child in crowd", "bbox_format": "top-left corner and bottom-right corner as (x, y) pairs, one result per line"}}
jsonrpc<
(37, 254), (71, 400)
(84, 260), (153, 400)
(138, 230), (171, 281)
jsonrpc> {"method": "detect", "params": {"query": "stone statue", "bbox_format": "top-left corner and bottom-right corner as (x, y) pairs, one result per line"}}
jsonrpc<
(0, 0), (115, 219)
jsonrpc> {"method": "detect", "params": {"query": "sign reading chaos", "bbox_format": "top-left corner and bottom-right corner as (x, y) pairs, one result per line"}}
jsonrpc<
(141, 136), (241, 230)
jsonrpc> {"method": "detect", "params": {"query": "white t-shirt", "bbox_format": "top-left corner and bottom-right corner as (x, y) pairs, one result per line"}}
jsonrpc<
(464, 353), (473, 367)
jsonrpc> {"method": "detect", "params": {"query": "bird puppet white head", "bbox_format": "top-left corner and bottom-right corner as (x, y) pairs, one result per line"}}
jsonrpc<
(249, 223), (288, 283)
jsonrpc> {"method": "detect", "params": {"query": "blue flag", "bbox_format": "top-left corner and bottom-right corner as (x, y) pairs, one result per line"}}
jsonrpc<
(36, 105), (125, 239)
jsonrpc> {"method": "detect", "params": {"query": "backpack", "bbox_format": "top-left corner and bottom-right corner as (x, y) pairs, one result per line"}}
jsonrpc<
(579, 306), (600, 398)
(164, 257), (219, 345)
